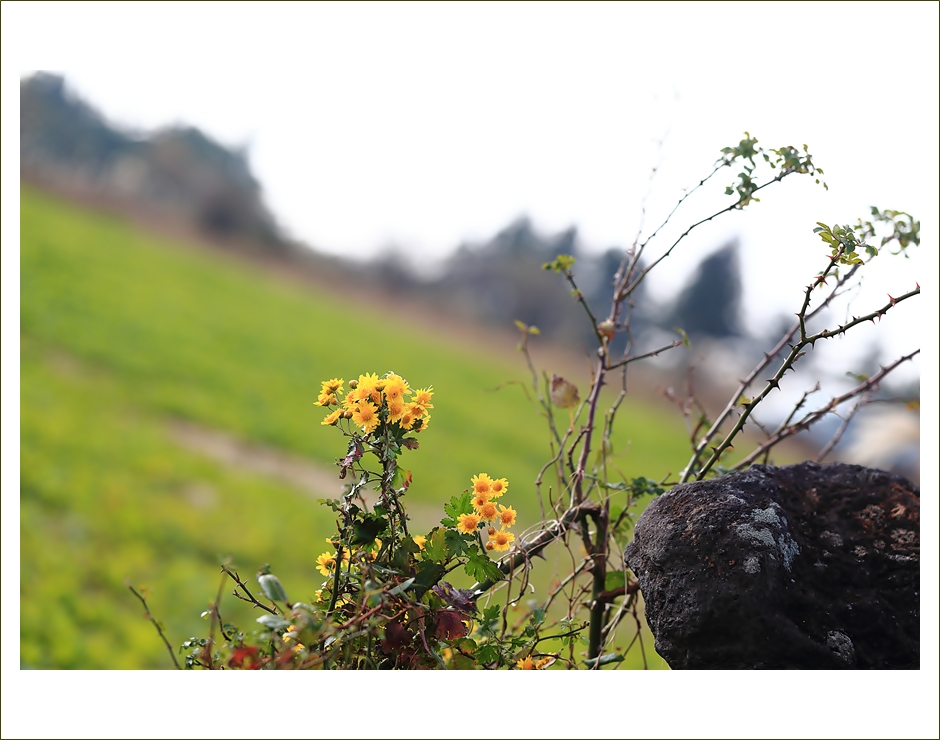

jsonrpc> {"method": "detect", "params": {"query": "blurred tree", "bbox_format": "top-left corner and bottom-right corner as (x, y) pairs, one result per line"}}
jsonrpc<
(667, 240), (742, 340)
(20, 73), (284, 250)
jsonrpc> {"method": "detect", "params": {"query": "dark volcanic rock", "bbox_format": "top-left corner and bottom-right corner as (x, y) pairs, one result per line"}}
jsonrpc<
(624, 462), (919, 669)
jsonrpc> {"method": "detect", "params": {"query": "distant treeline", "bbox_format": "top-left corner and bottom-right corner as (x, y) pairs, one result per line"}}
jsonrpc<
(19, 72), (745, 349)
(20, 72), (284, 249)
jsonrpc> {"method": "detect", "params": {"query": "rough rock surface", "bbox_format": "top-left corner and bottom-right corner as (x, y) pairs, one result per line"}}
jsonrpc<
(624, 462), (919, 669)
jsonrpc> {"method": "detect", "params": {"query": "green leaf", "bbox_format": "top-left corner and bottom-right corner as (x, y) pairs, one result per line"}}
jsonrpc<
(256, 614), (291, 631)
(604, 570), (626, 592)
(424, 526), (448, 561)
(465, 551), (503, 583)
(257, 573), (289, 603)
(388, 577), (416, 596)
(413, 562), (446, 595)
(542, 254), (576, 272)
(583, 652), (625, 668)
(474, 643), (500, 665)
(442, 492), (472, 527)
(351, 513), (388, 546)
(444, 528), (470, 557)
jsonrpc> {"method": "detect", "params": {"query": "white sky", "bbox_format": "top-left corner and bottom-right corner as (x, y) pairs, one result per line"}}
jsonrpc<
(2, 3), (938, 734)
(5, 3), (938, 362)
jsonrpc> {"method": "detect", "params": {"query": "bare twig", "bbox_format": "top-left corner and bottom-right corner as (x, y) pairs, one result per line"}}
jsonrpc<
(221, 565), (277, 615)
(731, 350), (920, 471)
(126, 582), (181, 670)
(689, 285), (919, 480)
(815, 395), (868, 462)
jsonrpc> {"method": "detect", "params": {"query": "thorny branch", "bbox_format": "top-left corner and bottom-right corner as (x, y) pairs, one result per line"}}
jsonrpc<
(126, 582), (181, 669)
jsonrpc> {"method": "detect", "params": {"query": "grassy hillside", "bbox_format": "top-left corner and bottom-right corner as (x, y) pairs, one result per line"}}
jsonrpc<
(20, 185), (691, 668)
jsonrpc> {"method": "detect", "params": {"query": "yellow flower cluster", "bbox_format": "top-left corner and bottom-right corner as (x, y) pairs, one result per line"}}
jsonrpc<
(516, 654), (556, 670)
(317, 373), (434, 435)
(456, 473), (517, 552)
(316, 535), (427, 577)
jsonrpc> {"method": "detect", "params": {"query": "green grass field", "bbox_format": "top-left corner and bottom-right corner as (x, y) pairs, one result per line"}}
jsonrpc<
(19, 185), (691, 668)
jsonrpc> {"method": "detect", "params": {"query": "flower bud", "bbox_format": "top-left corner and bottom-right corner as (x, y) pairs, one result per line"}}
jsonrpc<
(257, 573), (289, 603)
(597, 319), (616, 339)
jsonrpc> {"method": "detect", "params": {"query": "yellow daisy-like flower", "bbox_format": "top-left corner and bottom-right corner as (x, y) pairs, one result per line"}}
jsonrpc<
(386, 396), (406, 424)
(411, 387), (434, 409)
(471, 491), (491, 511)
(478, 500), (498, 521)
(471, 473), (494, 496)
(535, 655), (556, 669)
(351, 400), (381, 434)
(413, 535), (427, 550)
(517, 656), (535, 670)
(316, 552), (336, 576)
(356, 373), (382, 405)
(488, 528), (515, 552)
(414, 414), (430, 432)
(400, 403), (426, 430)
(316, 391), (338, 407)
(320, 378), (344, 395)
(489, 477), (509, 498)
(497, 504), (517, 528)
(398, 409), (416, 430)
(382, 373), (410, 403)
(321, 408), (343, 426)
(456, 513), (481, 534)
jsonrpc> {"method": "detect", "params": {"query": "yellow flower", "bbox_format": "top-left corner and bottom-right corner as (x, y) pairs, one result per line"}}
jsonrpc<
(316, 391), (338, 406)
(414, 414), (430, 432)
(316, 552), (336, 576)
(321, 408), (343, 426)
(398, 408), (417, 430)
(471, 473), (493, 496)
(320, 378), (344, 395)
(489, 477), (509, 498)
(515, 654), (555, 669)
(382, 373), (410, 403)
(457, 513), (481, 534)
(411, 387), (434, 409)
(387, 395), (406, 424)
(471, 491), (492, 511)
(488, 528), (515, 552)
(356, 373), (382, 404)
(478, 500), (498, 521)
(413, 535), (427, 550)
(497, 504), (517, 528)
(351, 400), (381, 434)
